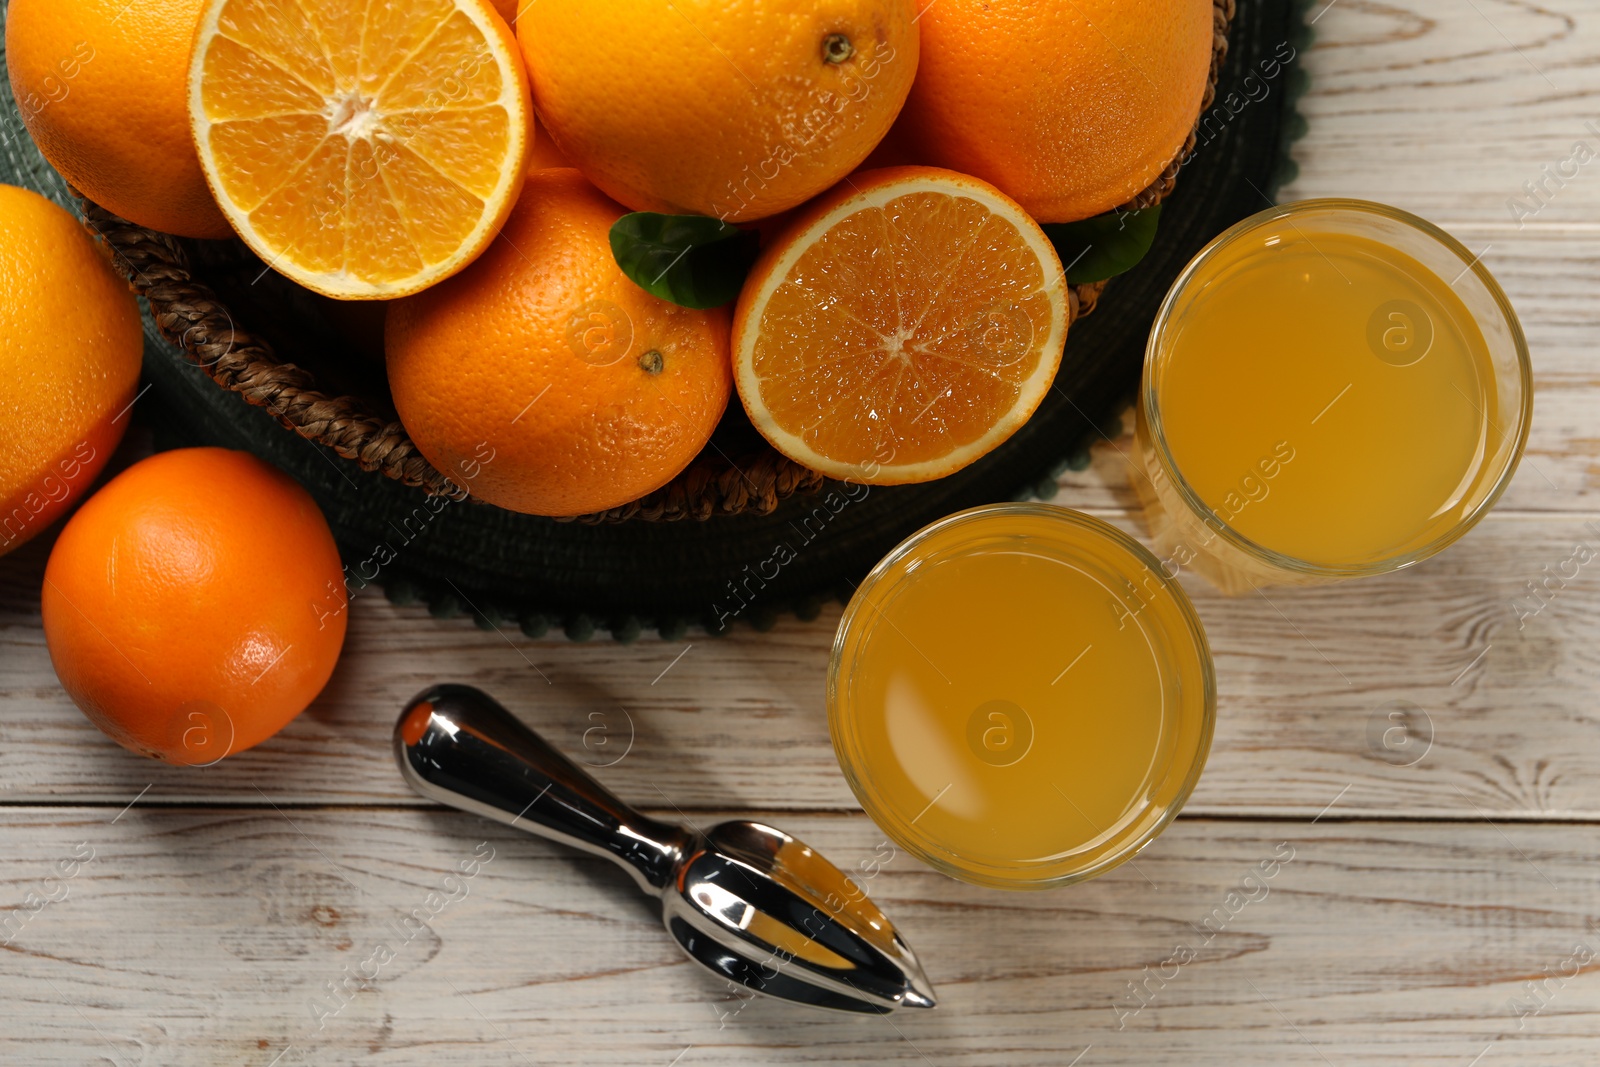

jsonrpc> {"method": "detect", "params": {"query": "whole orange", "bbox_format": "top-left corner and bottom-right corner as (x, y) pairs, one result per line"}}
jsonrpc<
(386, 169), (733, 518)
(42, 448), (348, 765)
(892, 0), (1214, 223)
(518, 0), (920, 222)
(0, 184), (143, 558)
(6, 0), (233, 238)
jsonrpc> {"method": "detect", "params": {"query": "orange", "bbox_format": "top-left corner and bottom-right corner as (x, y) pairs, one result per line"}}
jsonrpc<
(734, 167), (1068, 484)
(188, 0), (532, 299)
(527, 110), (575, 172)
(5, 0), (234, 239)
(0, 185), (143, 558)
(892, 0), (1214, 223)
(42, 448), (347, 765)
(386, 169), (733, 518)
(518, 0), (920, 222)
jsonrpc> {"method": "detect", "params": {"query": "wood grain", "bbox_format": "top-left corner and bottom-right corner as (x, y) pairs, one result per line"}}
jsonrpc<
(2, 809), (1597, 1066)
(1281, 0), (1600, 228)
(3, 509), (1598, 817)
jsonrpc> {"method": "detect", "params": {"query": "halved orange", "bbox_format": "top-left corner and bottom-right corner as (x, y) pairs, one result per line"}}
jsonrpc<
(189, 0), (530, 299)
(733, 167), (1069, 485)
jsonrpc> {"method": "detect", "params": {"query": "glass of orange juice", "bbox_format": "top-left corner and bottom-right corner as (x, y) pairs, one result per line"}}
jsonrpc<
(1134, 199), (1533, 593)
(829, 504), (1215, 890)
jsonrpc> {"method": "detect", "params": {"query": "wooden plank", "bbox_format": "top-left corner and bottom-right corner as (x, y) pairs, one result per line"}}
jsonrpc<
(1, 808), (1596, 1066)
(3, 511), (1598, 817)
(0, 3), (1597, 1062)
(1282, 0), (1600, 228)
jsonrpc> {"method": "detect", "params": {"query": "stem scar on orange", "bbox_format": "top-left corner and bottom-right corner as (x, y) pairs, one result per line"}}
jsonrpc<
(519, 0), (920, 222)
(387, 169), (733, 518)
(41, 448), (349, 766)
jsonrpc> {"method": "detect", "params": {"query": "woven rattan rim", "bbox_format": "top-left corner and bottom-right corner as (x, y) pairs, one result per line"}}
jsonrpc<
(78, 0), (1232, 525)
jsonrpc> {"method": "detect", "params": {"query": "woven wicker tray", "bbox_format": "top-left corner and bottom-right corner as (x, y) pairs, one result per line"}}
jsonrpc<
(2, 0), (1310, 639)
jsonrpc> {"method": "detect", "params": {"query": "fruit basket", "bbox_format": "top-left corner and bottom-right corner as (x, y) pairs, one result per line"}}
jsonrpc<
(8, 0), (1310, 638)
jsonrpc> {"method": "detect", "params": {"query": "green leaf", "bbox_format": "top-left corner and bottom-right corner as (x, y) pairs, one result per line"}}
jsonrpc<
(609, 212), (761, 310)
(1042, 204), (1163, 285)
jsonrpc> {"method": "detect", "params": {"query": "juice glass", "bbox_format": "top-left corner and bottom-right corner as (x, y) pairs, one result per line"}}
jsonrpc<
(828, 504), (1215, 890)
(1134, 199), (1532, 593)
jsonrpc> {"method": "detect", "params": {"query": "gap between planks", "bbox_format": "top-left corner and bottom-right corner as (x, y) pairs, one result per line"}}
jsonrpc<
(7, 799), (1600, 827)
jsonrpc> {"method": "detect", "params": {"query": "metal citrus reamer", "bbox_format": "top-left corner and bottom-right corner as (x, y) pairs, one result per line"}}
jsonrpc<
(394, 684), (937, 1014)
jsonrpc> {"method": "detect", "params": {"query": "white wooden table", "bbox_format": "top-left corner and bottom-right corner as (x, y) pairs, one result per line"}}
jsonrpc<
(5, 3), (1600, 1063)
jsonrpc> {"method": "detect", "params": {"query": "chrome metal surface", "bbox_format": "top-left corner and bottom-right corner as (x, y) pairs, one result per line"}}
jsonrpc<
(395, 684), (937, 1014)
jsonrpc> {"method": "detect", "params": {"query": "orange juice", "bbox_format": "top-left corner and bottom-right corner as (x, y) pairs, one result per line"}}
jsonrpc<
(1137, 200), (1532, 590)
(829, 505), (1214, 890)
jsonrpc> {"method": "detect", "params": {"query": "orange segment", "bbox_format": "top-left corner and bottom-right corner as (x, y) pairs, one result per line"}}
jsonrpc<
(379, 12), (505, 110)
(375, 142), (485, 262)
(347, 141), (427, 283)
(190, 0), (530, 299)
(733, 167), (1069, 484)
(215, 1), (337, 96)
(401, 107), (513, 198)
(206, 114), (329, 211)
(361, 0), (460, 94)
(200, 36), (328, 119)
(297, 0), (367, 80)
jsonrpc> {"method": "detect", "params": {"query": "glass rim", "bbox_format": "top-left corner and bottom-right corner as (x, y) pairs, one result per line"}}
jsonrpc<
(1140, 197), (1535, 580)
(827, 502), (1217, 890)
